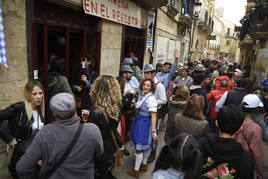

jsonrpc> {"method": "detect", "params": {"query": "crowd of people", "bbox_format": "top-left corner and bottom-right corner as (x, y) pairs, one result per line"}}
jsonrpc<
(0, 49), (268, 179)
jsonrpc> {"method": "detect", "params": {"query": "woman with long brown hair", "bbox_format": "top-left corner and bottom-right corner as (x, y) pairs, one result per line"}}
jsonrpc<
(0, 80), (45, 179)
(88, 75), (123, 179)
(165, 94), (210, 143)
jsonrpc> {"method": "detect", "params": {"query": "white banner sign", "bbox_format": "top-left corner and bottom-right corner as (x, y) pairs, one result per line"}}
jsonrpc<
(168, 40), (175, 63)
(156, 36), (168, 64)
(83, 0), (141, 28)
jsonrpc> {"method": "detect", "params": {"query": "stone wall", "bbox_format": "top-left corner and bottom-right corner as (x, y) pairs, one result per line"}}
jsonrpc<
(153, 8), (181, 64)
(100, 20), (122, 77)
(0, 0), (28, 178)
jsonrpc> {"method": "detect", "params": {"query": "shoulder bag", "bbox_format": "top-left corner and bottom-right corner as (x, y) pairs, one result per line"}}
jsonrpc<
(100, 108), (124, 167)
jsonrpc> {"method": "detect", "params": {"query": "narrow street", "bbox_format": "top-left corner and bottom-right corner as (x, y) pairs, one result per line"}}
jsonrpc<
(0, 0), (268, 178)
(113, 130), (165, 179)
(113, 130), (268, 178)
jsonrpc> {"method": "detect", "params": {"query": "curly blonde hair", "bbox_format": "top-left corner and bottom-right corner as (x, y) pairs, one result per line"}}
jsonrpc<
(90, 75), (122, 120)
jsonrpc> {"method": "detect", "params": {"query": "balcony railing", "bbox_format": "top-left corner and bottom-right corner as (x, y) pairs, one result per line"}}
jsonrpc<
(239, 2), (268, 41)
(167, 0), (180, 17)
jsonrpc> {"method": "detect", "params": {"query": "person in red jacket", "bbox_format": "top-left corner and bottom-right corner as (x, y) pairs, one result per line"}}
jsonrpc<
(207, 78), (229, 133)
(214, 75), (234, 90)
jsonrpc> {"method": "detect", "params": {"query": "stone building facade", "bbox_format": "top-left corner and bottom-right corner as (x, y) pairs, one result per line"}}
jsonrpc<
(238, 1), (268, 84)
(208, 13), (223, 60)
(0, 0), (160, 177)
(190, 0), (215, 61)
(0, 1), (28, 178)
(219, 18), (239, 62)
(151, 0), (195, 65)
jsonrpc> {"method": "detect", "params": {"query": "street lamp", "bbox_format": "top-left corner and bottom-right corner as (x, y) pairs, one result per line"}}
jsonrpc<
(188, 0), (202, 61)
(193, 0), (202, 18)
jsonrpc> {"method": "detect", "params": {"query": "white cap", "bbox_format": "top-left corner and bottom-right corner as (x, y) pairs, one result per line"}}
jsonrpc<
(242, 94), (263, 108)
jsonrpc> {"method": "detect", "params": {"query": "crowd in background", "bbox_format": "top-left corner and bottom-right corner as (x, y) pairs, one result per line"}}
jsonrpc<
(0, 49), (268, 179)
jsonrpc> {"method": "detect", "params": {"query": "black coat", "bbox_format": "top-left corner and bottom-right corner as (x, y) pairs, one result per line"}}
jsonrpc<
(88, 108), (122, 173)
(0, 102), (44, 144)
(199, 134), (254, 179)
(69, 68), (98, 109)
(224, 87), (248, 106)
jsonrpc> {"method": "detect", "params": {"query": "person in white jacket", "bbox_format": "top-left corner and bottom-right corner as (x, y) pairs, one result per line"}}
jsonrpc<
(143, 64), (167, 163)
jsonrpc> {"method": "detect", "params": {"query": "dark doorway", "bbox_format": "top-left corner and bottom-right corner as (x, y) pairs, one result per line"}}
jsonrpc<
(123, 26), (146, 69)
(32, 0), (101, 122)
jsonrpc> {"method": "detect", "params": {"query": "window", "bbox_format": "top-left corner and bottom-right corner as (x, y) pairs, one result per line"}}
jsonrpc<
(226, 40), (229, 45)
(195, 40), (199, 49)
(227, 28), (230, 37)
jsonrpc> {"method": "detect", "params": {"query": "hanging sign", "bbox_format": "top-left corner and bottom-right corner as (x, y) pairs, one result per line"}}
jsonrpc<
(83, 0), (141, 28)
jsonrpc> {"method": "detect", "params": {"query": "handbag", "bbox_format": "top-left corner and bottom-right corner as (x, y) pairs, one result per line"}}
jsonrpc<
(100, 108), (124, 167)
(39, 123), (83, 179)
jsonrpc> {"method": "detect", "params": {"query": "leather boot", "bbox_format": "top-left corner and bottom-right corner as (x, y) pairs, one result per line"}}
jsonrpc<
(127, 170), (139, 178)
(147, 151), (156, 164)
(159, 125), (166, 132)
(140, 164), (147, 172)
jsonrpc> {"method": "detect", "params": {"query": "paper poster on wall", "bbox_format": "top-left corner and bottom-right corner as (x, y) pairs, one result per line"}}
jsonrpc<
(253, 48), (268, 85)
(146, 10), (155, 53)
(168, 40), (175, 63)
(156, 36), (168, 64)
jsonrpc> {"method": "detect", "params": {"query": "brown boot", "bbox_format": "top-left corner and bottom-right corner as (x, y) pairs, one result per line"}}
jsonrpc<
(127, 170), (139, 178)
(140, 164), (147, 172)
(147, 151), (156, 164)
(159, 125), (166, 132)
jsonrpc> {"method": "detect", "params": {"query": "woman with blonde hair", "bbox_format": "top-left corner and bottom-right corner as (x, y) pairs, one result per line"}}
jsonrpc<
(165, 94), (210, 143)
(0, 80), (45, 179)
(127, 78), (158, 178)
(88, 75), (123, 179)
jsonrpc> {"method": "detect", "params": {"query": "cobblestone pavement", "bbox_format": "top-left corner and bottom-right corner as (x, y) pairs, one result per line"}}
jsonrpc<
(113, 131), (165, 179)
(113, 131), (268, 179)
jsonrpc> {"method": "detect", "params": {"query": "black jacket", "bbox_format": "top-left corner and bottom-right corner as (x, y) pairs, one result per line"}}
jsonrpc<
(0, 102), (44, 144)
(88, 108), (122, 173)
(70, 68), (98, 109)
(190, 86), (208, 115)
(224, 87), (248, 106)
(199, 134), (254, 179)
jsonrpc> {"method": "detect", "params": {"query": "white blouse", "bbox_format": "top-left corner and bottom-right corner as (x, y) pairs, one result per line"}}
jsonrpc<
(32, 110), (44, 130)
(136, 92), (157, 112)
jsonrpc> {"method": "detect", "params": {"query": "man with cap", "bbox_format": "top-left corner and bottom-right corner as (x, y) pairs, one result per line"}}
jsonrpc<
(143, 64), (167, 163)
(119, 65), (139, 144)
(232, 70), (242, 86)
(235, 94), (264, 179)
(119, 64), (139, 94)
(123, 57), (142, 81)
(16, 93), (103, 179)
(173, 66), (193, 88)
